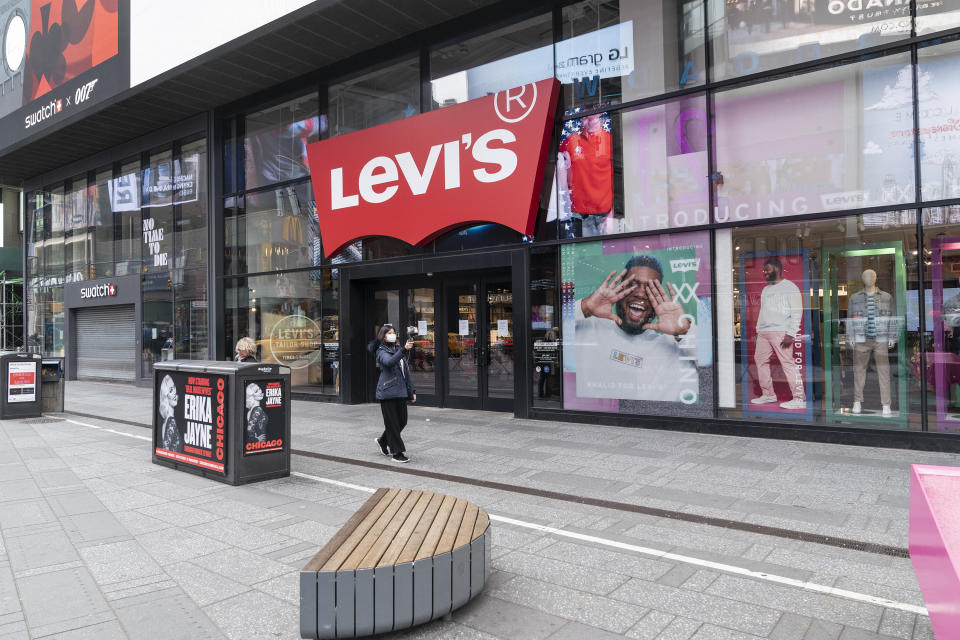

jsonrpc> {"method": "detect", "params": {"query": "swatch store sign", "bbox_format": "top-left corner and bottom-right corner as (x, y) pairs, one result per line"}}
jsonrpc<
(0, 0), (129, 149)
(79, 283), (117, 300)
(307, 78), (561, 256)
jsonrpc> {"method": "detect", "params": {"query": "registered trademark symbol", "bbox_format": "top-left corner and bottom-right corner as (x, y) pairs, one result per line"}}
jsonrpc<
(494, 83), (537, 123)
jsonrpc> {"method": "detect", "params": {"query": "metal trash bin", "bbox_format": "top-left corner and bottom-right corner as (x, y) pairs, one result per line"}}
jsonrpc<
(41, 358), (65, 413)
(151, 360), (291, 485)
(0, 352), (43, 419)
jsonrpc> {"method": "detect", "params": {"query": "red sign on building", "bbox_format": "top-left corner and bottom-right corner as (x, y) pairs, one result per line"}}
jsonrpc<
(306, 78), (560, 257)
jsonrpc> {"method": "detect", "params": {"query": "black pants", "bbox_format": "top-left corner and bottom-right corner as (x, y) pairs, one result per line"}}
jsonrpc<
(379, 398), (407, 454)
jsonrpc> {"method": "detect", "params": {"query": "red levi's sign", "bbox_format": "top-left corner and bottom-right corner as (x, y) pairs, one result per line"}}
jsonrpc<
(306, 78), (561, 257)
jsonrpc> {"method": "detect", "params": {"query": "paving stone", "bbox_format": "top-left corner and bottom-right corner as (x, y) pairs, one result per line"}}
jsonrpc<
(113, 590), (225, 640)
(493, 549), (629, 596)
(770, 612), (813, 639)
(190, 547), (291, 586)
(626, 610), (675, 640)
(911, 617), (935, 640)
(188, 518), (297, 553)
(164, 562), (250, 607)
(60, 511), (130, 546)
(45, 619), (127, 639)
(46, 491), (106, 517)
(656, 564), (697, 588)
(16, 567), (111, 636)
(549, 620), (629, 640)
(612, 577), (780, 637)
(452, 593), (565, 639)
(0, 481), (42, 503)
(655, 616), (702, 640)
(691, 625), (765, 639)
(203, 589), (297, 640)
(137, 527), (230, 565)
(804, 619), (844, 639)
(272, 519), (338, 545)
(5, 529), (79, 573)
(78, 540), (163, 586)
(706, 574), (884, 632)
(488, 575), (646, 634)
(135, 501), (222, 528)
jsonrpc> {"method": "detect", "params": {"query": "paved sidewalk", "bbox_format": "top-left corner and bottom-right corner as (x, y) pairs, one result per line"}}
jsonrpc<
(0, 381), (953, 639)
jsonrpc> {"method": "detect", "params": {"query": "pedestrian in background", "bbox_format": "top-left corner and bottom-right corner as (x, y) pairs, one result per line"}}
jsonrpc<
(235, 337), (258, 362)
(374, 324), (416, 463)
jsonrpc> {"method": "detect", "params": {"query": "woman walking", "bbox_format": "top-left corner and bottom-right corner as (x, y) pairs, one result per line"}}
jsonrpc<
(374, 324), (416, 463)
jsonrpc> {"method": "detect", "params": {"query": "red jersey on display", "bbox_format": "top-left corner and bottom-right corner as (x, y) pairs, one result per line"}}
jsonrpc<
(560, 129), (613, 214)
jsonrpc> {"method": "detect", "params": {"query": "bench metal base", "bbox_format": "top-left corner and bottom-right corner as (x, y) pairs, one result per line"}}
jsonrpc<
(300, 525), (490, 638)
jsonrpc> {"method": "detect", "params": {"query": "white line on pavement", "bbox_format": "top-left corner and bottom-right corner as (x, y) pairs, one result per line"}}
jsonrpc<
(61, 420), (928, 617)
(292, 473), (928, 617)
(66, 418), (151, 441)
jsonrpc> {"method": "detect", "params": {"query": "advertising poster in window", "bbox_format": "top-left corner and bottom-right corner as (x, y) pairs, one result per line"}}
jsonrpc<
(552, 111), (614, 236)
(861, 62), (916, 207)
(243, 380), (285, 455)
(7, 361), (36, 403)
(155, 372), (227, 474)
(560, 232), (713, 417)
(738, 251), (814, 422)
(0, 0), (130, 148)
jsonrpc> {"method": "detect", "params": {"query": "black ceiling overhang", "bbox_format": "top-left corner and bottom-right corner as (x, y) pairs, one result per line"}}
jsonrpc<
(0, 0), (552, 186)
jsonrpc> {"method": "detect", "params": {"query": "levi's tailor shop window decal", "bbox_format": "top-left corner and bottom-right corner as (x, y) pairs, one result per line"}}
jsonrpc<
(305, 78), (560, 257)
(1, 0), (129, 148)
(243, 380), (285, 455)
(560, 231), (713, 417)
(155, 372), (228, 475)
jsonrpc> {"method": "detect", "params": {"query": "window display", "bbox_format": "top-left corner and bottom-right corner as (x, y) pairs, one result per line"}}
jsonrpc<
(822, 243), (907, 425)
(718, 215), (921, 430)
(561, 232), (713, 416)
(923, 213), (960, 432)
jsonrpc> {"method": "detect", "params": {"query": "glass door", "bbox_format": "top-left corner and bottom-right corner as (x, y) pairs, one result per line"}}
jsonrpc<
(484, 281), (514, 411)
(445, 282), (481, 408)
(407, 287), (436, 398)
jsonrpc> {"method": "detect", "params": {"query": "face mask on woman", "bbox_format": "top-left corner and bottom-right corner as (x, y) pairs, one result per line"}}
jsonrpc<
(384, 333), (397, 343)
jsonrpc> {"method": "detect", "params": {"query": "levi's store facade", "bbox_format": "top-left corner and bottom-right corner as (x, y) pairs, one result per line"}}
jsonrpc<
(21, 0), (960, 449)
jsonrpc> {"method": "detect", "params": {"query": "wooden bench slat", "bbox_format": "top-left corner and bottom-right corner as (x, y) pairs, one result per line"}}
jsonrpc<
(304, 488), (389, 573)
(454, 502), (479, 550)
(472, 509), (489, 540)
(415, 494), (456, 561)
(320, 488), (403, 572)
(378, 491), (435, 568)
(398, 493), (446, 565)
(339, 488), (413, 571)
(357, 490), (424, 569)
(436, 498), (468, 555)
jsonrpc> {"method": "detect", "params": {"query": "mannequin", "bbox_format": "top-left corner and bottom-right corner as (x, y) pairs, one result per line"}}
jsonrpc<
(847, 269), (896, 417)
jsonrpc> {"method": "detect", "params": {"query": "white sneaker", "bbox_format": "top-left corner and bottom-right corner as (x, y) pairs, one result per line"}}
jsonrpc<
(852, 402), (861, 414)
(780, 399), (806, 410)
(751, 395), (778, 404)
(882, 405), (892, 417)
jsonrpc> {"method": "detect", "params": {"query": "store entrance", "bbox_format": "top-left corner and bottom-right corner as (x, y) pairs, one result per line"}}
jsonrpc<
(363, 270), (514, 412)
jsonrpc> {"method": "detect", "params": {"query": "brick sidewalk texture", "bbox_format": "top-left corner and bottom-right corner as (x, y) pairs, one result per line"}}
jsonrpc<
(0, 380), (951, 639)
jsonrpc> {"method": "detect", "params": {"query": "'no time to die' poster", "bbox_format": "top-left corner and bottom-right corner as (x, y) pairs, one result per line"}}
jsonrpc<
(155, 372), (228, 475)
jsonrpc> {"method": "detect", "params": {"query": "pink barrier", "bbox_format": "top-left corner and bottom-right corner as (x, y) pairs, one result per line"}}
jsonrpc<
(909, 464), (960, 638)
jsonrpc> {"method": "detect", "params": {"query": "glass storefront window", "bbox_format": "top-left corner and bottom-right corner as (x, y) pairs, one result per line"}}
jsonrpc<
(225, 181), (320, 275)
(430, 13), (553, 108)
(560, 0), (706, 109)
(142, 147), (174, 275)
(176, 138), (208, 270)
(91, 167), (114, 277)
(65, 175), (88, 282)
(918, 39), (960, 204)
(917, 0), (960, 35)
(174, 269), (208, 360)
(532, 250), (561, 408)
(225, 269), (339, 395)
(708, 0), (911, 81)
(329, 58), (420, 137)
(112, 158), (141, 276)
(923, 208), (960, 432)
(713, 53), (915, 223)
(716, 212), (922, 430)
(560, 230), (714, 416)
(243, 93), (322, 192)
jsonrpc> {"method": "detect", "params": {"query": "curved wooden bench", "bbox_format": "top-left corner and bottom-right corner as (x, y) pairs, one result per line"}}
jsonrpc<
(299, 488), (490, 639)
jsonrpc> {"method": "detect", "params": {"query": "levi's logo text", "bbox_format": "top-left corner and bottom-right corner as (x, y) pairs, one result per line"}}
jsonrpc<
(307, 79), (560, 257)
(79, 283), (117, 299)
